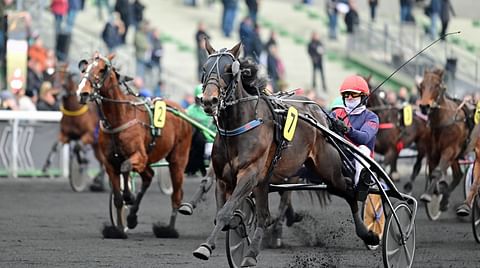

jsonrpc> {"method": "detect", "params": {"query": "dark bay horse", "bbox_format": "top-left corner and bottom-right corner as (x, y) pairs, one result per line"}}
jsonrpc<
(366, 88), (430, 193)
(192, 41), (379, 266)
(42, 63), (105, 184)
(418, 68), (470, 211)
(77, 53), (193, 238)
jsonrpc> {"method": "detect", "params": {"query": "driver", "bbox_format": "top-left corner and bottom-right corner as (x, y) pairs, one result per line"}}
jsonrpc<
(330, 75), (379, 199)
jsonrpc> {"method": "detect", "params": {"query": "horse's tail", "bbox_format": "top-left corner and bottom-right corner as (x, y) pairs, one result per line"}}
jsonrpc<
(294, 188), (331, 208)
(465, 123), (480, 154)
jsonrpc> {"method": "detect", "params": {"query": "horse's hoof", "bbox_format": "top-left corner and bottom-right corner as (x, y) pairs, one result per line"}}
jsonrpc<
(456, 204), (471, 217)
(438, 180), (448, 194)
(193, 244), (212, 260)
(152, 222), (179, 238)
(127, 214), (138, 229)
(420, 193), (432, 203)
(403, 182), (412, 193)
(102, 225), (128, 239)
(364, 231), (380, 246)
(178, 203), (194, 216)
(286, 212), (303, 227)
(240, 256), (257, 267)
(439, 198), (450, 212)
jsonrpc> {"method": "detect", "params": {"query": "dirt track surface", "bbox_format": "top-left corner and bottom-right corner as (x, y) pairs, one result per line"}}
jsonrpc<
(0, 166), (479, 268)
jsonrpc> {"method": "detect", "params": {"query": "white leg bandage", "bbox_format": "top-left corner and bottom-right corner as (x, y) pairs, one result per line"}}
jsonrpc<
(354, 145), (371, 186)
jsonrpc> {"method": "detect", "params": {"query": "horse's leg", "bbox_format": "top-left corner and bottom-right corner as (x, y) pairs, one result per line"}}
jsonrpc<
(126, 166), (153, 229)
(121, 151), (148, 204)
(384, 148), (399, 181)
(193, 168), (256, 260)
(440, 161), (463, 211)
(42, 141), (59, 173)
(179, 164), (215, 215)
(241, 183), (271, 267)
(404, 151), (424, 193)
(102, 166), (127, 239)
(420, 153), (441, 202)
(390, 151), (400, 181)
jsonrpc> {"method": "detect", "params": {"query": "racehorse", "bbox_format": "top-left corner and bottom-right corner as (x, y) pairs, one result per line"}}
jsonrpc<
(42, 63), (105, 186)
(77, 53), (193, 238)
(366, 87), (430, 193)
(418, 68), (470, 211)
(192, 41), (379, 266)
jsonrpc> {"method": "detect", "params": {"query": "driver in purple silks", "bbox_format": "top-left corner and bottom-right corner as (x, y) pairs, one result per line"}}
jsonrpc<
(330, 75), (379, 194)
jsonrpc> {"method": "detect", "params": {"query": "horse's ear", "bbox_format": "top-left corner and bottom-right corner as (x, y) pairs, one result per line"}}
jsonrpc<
(230, 43), (242, 59)
(204, 38), (215, 55)
(78, 59), (88, 72)
(433, 68), (444, 78)
(107, 53), (116, 61)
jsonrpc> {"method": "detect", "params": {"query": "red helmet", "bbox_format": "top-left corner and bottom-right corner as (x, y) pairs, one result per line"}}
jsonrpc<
(339, 75), (370, 96)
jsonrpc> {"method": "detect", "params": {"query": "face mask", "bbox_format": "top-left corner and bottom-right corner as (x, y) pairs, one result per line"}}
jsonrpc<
(344, 97), (361, 109)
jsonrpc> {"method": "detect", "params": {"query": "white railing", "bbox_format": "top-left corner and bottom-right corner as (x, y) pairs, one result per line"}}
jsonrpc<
(0, 111), (68, 178)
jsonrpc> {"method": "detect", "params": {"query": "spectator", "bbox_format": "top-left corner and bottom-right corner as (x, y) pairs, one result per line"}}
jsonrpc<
(101, 12), (125, 53)
(252, 23), (264, 63)
(131, 0), (145, 29)
(368, 0), (378, 22)
(245, 0), (259, 24)
(239, 16), (255, 58)
(221, 0), (239, 38)
(262, 30), (277, 65)
(134, 20), (151, 79)
(28, 34), (48, 72)
(344, 0), (359, 54)
(114, 0), (132, 44)
(195, 21), (210, 81)
(398, 87), (409, 104)
(385, 90), (397, 105)
(267, 44), (282, 92)
(439, 0), (455, 40)
(307, 31), (327, 93)
(50, 0), (68, 34)
(427, 0), (441, 40)
(66, 0), (82, 33)
(96, 0), (112, 21)
(37, 81), (60, 111)
(149, 27), (163, 80)
(326, 0), (338, 40)
(27, 59), (44, 97)
(0, 90), (18, 110)
(399, 0), (414, 24)
(13, 86), (36, 111)
(133, 76), (151, 97)
(153, 80), (164, 97)
(180, 92), (194, 109)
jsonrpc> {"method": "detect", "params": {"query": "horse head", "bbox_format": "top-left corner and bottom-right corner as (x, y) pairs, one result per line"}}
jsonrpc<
(418, 68), (446, 115)
(52, 62), (77, 100)
(77, 53), (117, 104)
(201, 39), (242, 115)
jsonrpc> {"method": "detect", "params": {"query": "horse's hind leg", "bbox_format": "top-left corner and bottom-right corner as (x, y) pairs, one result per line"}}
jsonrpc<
(126, 166), (154, 229)
(440, 161), (463, 211)
(179, 164), (215, 216)
(42, 141), (59, 173)
(404, 152), (424, 193)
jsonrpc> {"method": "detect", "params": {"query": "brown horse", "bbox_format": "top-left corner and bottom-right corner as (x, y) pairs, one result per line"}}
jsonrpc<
(42, 63), (105, 188)
(77, 53), (193, 238)
(418, 68), (470, 211)
(366, 88), (430, 193)
(192, 41), (379, 266)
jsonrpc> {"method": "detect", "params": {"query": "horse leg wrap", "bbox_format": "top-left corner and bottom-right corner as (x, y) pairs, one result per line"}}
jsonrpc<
(120, 160), (132, 173)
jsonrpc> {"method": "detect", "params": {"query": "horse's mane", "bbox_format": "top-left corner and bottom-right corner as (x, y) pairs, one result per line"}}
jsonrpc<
(239, 57), (268, 95)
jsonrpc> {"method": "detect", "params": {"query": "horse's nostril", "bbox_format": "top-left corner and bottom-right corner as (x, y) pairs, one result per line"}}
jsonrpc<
(211, 97), (218, 105)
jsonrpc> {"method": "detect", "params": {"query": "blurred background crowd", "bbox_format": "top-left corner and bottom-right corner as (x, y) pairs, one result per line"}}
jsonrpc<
(0, 0), (478, 113)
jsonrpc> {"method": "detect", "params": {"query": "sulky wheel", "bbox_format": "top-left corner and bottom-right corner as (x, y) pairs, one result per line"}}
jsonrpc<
(472, 193), (480, 243)
(362, 194), (385, 250)
(382, 201), (415, 268)
(424, 178), (442, 221)
(69, 145), (89, 192)
(226, 196), (256, 268)
(109, 175), (131, 233)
